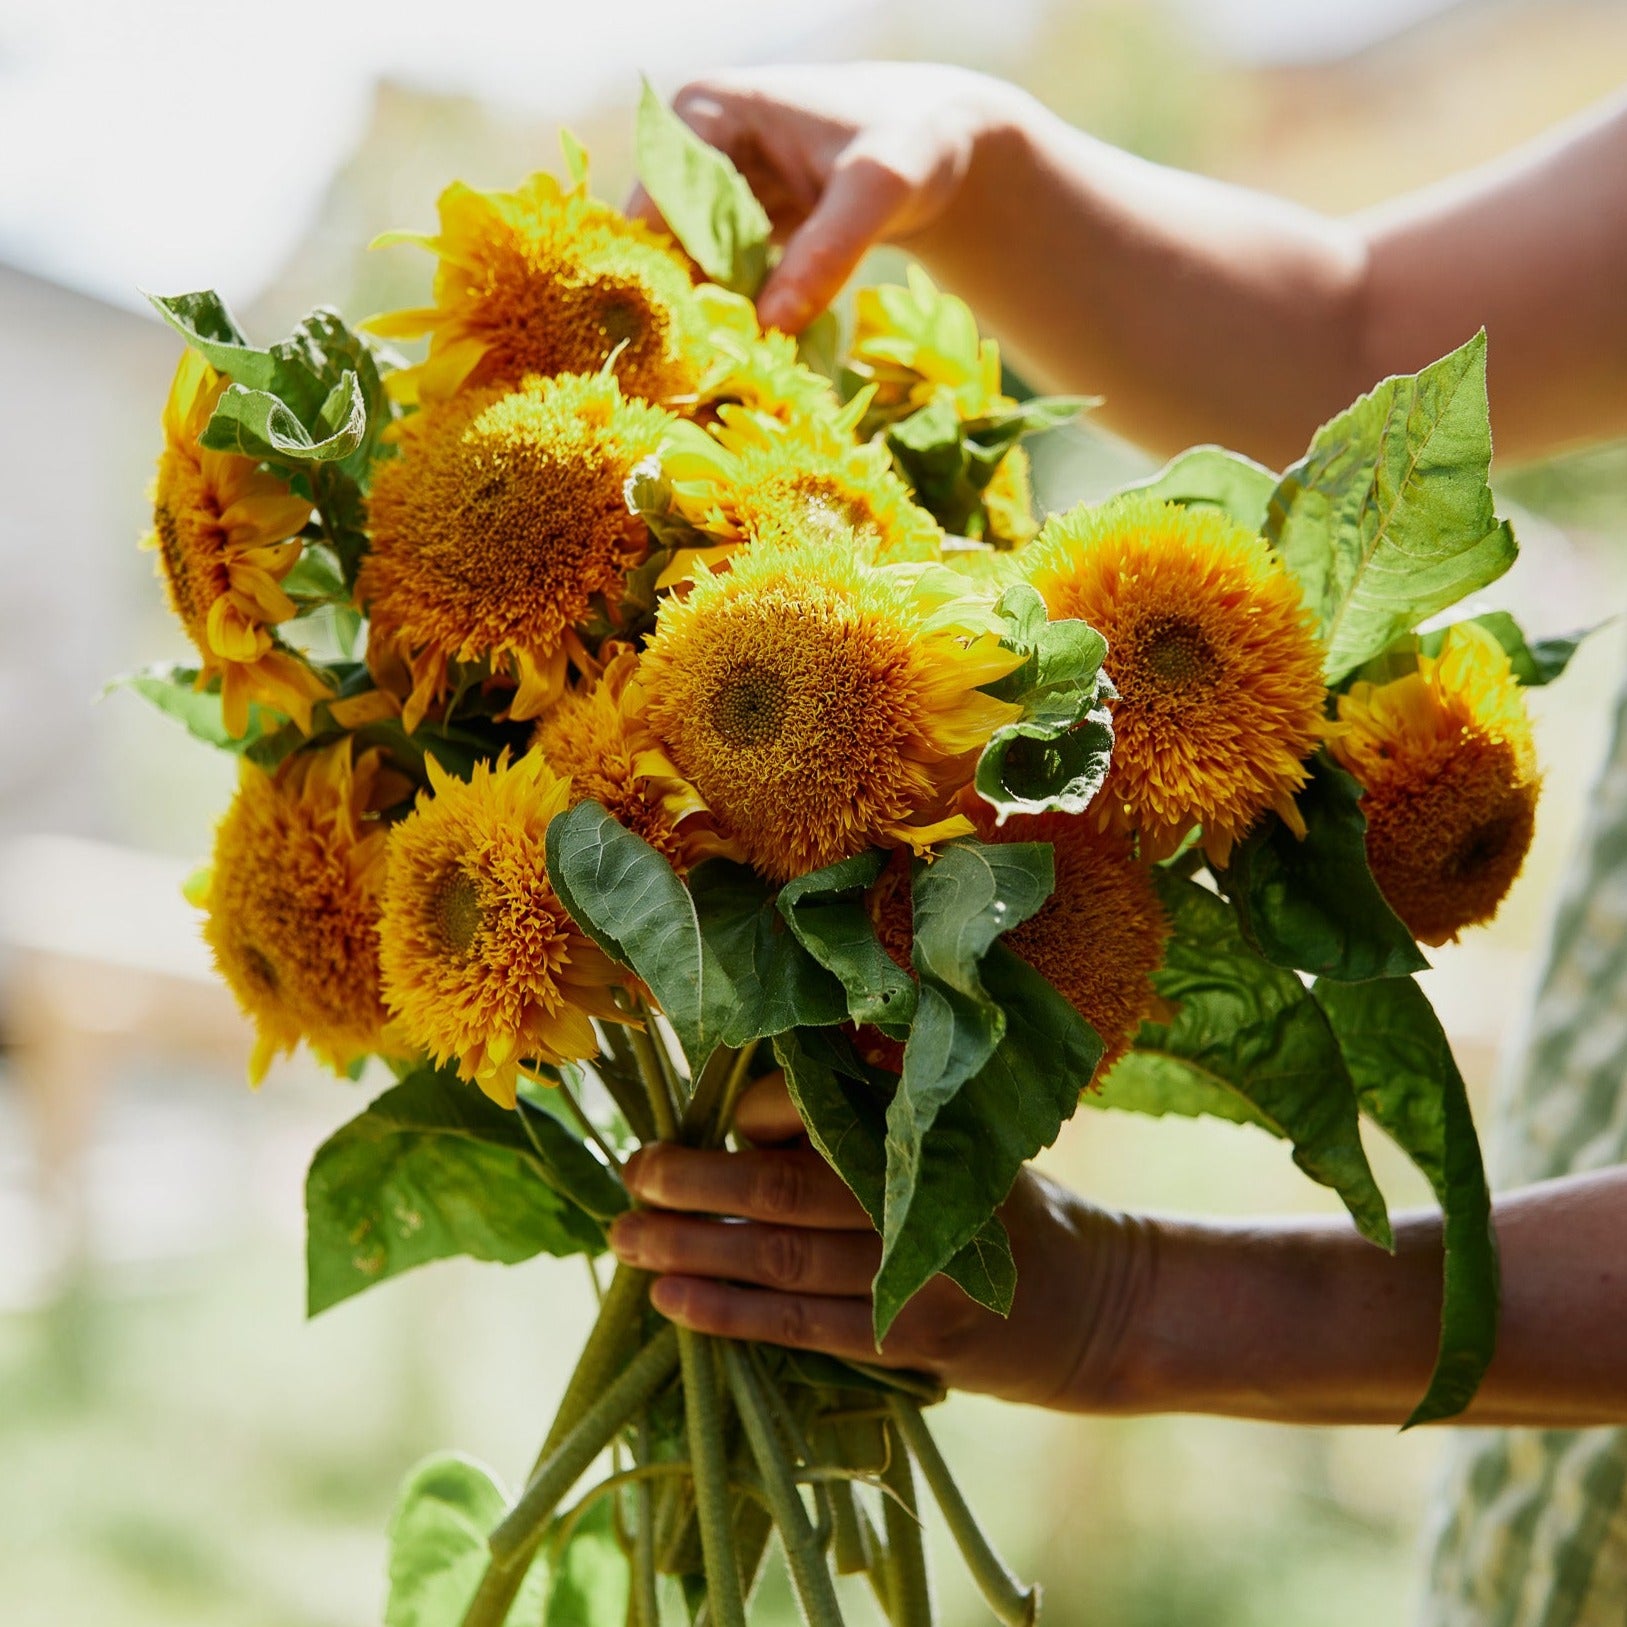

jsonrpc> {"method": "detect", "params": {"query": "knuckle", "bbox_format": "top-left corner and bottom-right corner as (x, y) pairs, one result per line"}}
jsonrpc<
(775, 1296), (811, 1348)
(752, 1157), (806, 1220)
(758, 1227), (810, 1289)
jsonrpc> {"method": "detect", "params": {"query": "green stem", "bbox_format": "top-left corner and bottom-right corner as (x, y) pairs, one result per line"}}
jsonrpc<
(537, 1264), (652, 1469)
(828, 1476), (871, 1575)
(488, 1327), (680, 1571)
(746, 1347), (831, 1547)
(599, 1027), (657, 1142)
(632, 1421), (662, 1627)
(638, 996), (687, 1112)
(722, 1345), (845, 1627)
(881, 1424), (932, 1627)
(551, 1067), (623, 1173)
(678, 1330), (746, 1627)
(887, 1399), (1038, 1627)
(679, 1042), (739, 1146)
(708, 1043), (759, 1149)
(625, 1016), (679, 1142)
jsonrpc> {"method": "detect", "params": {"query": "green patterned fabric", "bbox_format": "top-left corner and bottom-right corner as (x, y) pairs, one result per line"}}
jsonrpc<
(1421, 683), (1627, 1625)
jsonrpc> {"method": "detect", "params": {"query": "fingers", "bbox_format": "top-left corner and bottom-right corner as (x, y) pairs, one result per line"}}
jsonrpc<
(756, 151), (911, 332)
(610, 1211), (880, 1297)
(733, 1070), (804, 1145)
(624, 1143), (867, 1229)
(648, 1275), (916, 1368)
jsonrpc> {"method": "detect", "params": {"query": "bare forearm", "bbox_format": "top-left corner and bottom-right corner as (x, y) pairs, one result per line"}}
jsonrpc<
(914, 88), (1627, 468)
(1095, 1167), (1627, 1427)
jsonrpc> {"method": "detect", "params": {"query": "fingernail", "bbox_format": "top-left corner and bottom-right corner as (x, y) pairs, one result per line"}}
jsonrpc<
(608, 1213), (646, 1264)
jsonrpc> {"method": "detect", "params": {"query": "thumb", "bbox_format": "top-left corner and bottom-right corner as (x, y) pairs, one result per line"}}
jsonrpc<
(756, 150), (911, 334)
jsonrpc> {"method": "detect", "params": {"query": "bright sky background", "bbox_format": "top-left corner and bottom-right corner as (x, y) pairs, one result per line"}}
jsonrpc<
(0, 0), (1461, 311)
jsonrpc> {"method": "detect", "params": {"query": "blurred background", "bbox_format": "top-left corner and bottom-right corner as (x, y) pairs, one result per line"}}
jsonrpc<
(2, 1), (1624, 1623)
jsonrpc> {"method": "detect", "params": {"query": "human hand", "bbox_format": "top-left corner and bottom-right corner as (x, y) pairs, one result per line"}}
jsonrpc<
(610, 1072), (1152, 1411)
(628, 63), (1032, 333)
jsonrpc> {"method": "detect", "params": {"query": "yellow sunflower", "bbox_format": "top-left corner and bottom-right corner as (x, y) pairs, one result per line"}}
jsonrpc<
(630, 539), (1023, 881)
(367, 169), (712, 407)
(377, 752), (626, 1107)
(978, 810), (1169, 1075)
(1329, 622), (1540, 946)
(663, 406), (943, 566)
(146, 348), (329, 736)
(1025, 493), (1326, 863)
(691, 285), (843, 424)
(981, 444), (1040, 549)
(531, 650), (737, 874)
(359, 371), (674, 731)
(849, 264), (1003, 422)
(200, 739), (399, 1083)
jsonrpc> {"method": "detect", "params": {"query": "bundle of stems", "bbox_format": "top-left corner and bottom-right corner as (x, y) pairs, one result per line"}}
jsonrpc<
(459, 1003), (1041, 1627)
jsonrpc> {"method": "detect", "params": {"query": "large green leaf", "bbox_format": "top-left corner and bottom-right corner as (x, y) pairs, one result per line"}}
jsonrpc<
(306, 1067), (612, 1315)
(1100, 873), (1393, 1248)
(1124, 444), (1278, 533)
(385, 1454), (546, 1627)
(873, 945), (1102, 1338)
(201, 372), (366, 465)
(776, 850), (917, 1031)
(687, 859), (848, 1043)
(975, 583), (1114, 818)
(544, 800), (722, 1071)
(541, 1499), (631, 1627)
(775, 1028), (1015, 1319)
(1219, 754), (1428, 982)
(635, 80), (771, 295)
(1091, 1051), (1274, 1131)
(1311, 977), (1499, 1426)
(1267, 331), (1516, 681)
(109, 662), (272, 751)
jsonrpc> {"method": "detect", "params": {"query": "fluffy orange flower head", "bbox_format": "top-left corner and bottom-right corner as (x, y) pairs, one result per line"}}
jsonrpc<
(200, 739), (399, 1083)
(377, 751), (625, 1106)
(631, 537), (1023, 881)
(359, 371), (673, 731)
(1024, 492), (1326, 862)
(146, 348), (328, 735)
(1330, 622), (1539, 945)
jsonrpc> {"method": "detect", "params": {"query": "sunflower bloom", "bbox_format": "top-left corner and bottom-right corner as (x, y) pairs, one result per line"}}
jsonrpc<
(981, 445), (1040, 549)
(663, 406), (943, 566)
(631, 541), (1023, 881)
(201, 740), (399, 1083)
(982, 812), (1169, 1074)
(146, 348), (328, 735)
(532, 650), (737, 874)
(692, 285), (843, 423)
(359, 372), (674, 731)
(849, 264), (1003, 422)
(367, 171), (711, 406)
(1025, 493), (1326, 862)
(1329, 623), (1540, 946)
(377, 752), (625, 1106)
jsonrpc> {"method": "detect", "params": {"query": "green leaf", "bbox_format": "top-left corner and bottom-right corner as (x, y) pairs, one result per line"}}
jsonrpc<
(976, 583), (1115, 818)
(280, 545), (348, 603)
(305, 1067), (610, 1315)
(385, 1454), (546, 1627)
(147, 289), (277, 389)
(544, 800), (721, 1070)
(1219, 754), (1428, 982)
(543, 1499), (631, 1627)
(635, 79), (772, 295)
(1124, 445), (1278, 533)
(687, 859), (849, 1043)
(961, 395), (1095, 484)
(873, 945), (1101, 1338)
(795, 307), (842, 382)
(109, 662), (270, 751)
(885, 394), (965, 506)
(1311, 977), (1499, 1426)
(200, 371), (366, 464)
(516, 1095), (629, 1222)
(1100, 873), (1393, 1249)
(1090, 1050), (1274, 1131)
(774, 1028), (1015, 1316)
(777, 850), (917, 1031)
(1266, 331), (1517, 681)
(1417, 610), (1595, 688)
(877, 841), (1055, 1326)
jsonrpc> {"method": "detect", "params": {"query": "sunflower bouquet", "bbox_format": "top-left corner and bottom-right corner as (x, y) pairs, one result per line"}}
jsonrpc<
(124, 87), (1575, 1627)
